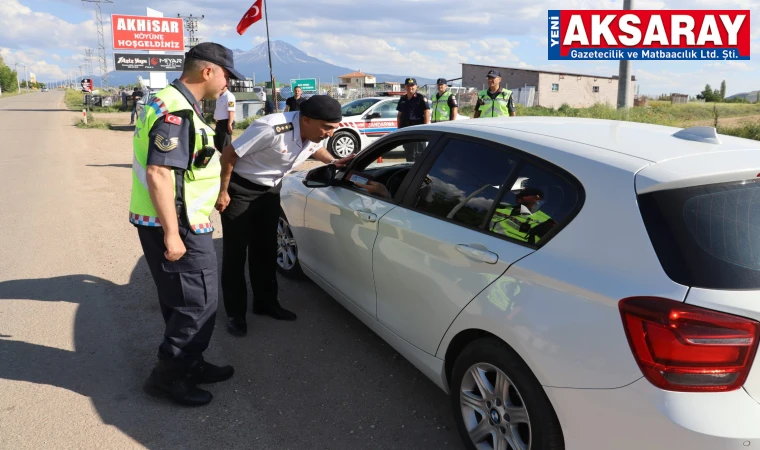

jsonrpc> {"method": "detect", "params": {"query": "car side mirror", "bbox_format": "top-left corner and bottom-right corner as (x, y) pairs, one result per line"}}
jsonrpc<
(303, 164), (337, 188)
(365, 112), (381, 119)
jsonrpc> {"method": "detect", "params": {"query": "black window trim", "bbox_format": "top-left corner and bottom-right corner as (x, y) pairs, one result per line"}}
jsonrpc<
(398, 132), (587, 249)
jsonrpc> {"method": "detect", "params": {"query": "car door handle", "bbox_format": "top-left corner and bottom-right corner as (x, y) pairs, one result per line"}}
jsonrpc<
(353, 210), (377, 223)
(455, 244), (499, 264)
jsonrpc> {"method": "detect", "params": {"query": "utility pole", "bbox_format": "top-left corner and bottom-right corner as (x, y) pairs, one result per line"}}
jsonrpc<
(82, 0), (113, 91)
(85, 49), (95, 77)
(13, 63), (20, 93)
(23, 65), (29, 91)
(617, 0), (634, 109)
(177, 13), (204, 48)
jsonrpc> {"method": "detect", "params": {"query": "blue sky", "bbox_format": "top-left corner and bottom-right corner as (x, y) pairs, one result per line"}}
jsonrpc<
(1, 0), (758, 97)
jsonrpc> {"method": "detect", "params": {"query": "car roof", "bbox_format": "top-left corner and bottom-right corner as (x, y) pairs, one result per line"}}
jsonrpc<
(427, 116), (760, 164)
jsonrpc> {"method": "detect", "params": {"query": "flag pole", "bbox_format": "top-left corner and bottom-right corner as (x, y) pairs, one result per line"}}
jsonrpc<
(263, 0), (277, 112)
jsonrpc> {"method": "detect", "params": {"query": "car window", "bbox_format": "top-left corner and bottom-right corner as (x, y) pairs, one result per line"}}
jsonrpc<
(487, 162), (579, 246)
(410, 139), (518, 229)
(373, 100), (399, 119)
(345, 138), (432, 201)
(341, 99), (381, 117)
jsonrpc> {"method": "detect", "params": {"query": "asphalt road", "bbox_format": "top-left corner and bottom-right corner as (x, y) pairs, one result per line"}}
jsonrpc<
(0, 92), (463, 449)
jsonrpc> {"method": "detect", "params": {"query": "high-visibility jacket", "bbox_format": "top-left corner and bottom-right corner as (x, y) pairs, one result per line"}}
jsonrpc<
(490, 205), (551, 245)
(477, 89), (513, 118)
(129, 85), (221, 234)
(431, 91), (453, 122)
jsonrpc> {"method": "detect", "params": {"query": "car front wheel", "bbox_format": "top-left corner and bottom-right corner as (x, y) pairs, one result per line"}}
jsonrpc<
(276, 211), (304, 279)
(328, 131), (359, 158)
(451, 338), (564, 450)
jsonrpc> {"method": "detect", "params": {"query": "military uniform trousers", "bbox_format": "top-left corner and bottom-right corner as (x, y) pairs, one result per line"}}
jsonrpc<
(221, 172), (281, 319)
(214, 120), (233, 153)
(138, 225), (218, 363)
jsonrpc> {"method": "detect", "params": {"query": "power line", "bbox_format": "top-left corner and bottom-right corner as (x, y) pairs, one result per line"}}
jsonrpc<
(177, 14), (204, 49)
(82, 0), (113, 91)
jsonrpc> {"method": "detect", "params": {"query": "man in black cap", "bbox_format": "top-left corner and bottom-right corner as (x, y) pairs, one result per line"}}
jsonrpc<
(130, 42), (246, 406)
(474, 69), (516, 118)
(214, 95), (354, 336)
(396, 77), (430, 161)
(431, 78), (458, 123)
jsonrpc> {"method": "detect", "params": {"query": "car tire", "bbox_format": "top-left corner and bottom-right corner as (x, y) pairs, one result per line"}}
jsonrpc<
(276, 210), (305, 279)
(451, 338), (564, 450)
(328, 131), (359, 158)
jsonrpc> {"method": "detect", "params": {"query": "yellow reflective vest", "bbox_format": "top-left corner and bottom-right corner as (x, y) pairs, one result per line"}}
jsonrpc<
(431, 91), (453, 122)
(129, 85), (221, 234)
(477, 89), (513, 118)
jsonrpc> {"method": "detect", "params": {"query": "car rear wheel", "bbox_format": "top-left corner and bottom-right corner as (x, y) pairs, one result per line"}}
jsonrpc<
(328, 131), (359, 158)
(451, 338), (564, 450)
(276, 211), (304, 279)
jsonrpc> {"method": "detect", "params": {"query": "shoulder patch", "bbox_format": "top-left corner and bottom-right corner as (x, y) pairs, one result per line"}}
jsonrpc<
(154, 134), (179, 152)
(273, 123), (294, 134)
(228, 101), (235, 107)
(165, 114), (182, 126)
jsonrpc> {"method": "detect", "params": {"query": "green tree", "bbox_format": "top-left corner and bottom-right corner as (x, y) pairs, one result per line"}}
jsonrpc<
(720, 80), (727, 100)
(0, 55), (19, 94)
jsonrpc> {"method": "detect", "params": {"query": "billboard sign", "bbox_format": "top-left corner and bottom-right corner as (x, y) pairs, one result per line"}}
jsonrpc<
(112, 14), (184, 51)
(548, 10), (750, 60)
(291, 78), (317, 92)
(81, 78), (93, 93)
(114, 53), (185, 71)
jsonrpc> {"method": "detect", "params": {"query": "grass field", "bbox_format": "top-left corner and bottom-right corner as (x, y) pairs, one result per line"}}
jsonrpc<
(65, 89), (122, 113)
(457, 102), (760, 128)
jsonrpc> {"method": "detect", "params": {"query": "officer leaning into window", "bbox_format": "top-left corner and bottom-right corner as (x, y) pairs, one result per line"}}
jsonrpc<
(396, 77), (430, 162)
(473, 69), (516, 118)
(215, 95), (354, 337)
(431, 78), (458, 122)
(213, 85), (236, 153)
(129, 42), (245, 406)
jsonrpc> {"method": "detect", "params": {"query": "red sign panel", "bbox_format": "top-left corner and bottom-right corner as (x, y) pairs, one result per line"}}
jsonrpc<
(112, 14), (184, 51)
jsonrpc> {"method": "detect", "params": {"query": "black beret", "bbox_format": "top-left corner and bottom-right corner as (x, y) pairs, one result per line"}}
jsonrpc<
(299, 95), (342, 122)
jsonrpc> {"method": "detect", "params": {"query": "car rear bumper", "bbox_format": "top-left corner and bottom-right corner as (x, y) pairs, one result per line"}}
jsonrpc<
(545, 378), (760, 449)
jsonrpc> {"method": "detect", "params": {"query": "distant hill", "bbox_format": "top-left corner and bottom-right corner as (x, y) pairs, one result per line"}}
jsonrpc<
(85, 40), (437, 89)
(726, 91), (760, 102)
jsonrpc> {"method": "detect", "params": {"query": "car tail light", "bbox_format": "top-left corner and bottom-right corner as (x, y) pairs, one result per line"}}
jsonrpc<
(619, 297), (760, 392)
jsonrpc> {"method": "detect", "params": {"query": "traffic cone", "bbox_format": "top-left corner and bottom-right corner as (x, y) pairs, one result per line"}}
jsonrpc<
(377, 156), (383, 163)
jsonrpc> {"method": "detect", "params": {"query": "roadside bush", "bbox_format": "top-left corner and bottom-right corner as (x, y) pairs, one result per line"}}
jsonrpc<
(718, 123), (760, 141)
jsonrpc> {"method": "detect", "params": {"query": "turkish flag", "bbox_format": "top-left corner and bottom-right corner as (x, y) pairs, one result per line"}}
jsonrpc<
(236, 0), (263, 35)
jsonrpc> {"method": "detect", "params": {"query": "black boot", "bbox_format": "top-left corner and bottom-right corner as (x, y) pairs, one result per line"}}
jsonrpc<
(188, 359), (235, 384)
(227, 317), (248, 336)
(143, 360), (212, 406)
(253, 302), (297, 321)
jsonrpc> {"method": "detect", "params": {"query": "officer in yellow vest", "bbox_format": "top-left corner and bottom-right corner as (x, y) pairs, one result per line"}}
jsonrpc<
(129, 42), (245, 406)
(473, 69), (516, 118)
(431, 78), (459, 123)
(489, 187), (556, 245)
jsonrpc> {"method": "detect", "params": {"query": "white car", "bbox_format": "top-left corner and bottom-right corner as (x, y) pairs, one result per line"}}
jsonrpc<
(278, 117), (760, 450)
(328, 96), (469, 158)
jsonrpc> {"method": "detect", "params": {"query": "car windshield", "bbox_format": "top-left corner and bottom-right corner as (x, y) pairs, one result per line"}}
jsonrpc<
(341, 99), (381, 116)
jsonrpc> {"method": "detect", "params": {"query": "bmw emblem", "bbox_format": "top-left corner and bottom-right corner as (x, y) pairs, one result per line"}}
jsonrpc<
(490, 410), (501, 423)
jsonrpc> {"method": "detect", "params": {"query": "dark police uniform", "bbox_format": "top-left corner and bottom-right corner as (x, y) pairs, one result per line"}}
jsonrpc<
(130, 42), (246, 406)
(222, 95), (342, 335)
(396, 77), (430, 162)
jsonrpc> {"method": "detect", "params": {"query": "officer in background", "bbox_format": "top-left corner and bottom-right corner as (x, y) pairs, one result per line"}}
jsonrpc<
(396, 77), (430, 161)
(129, 42), (245, 406)
(285, 86), (305, 112)
(214, 85), (236, 152)
(473, 69), (516, 118)
(489, 187), (555, 245)
(215, 95), (353, 336)
(130, 86), (144, 124)
(431, 78), (458, 122)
